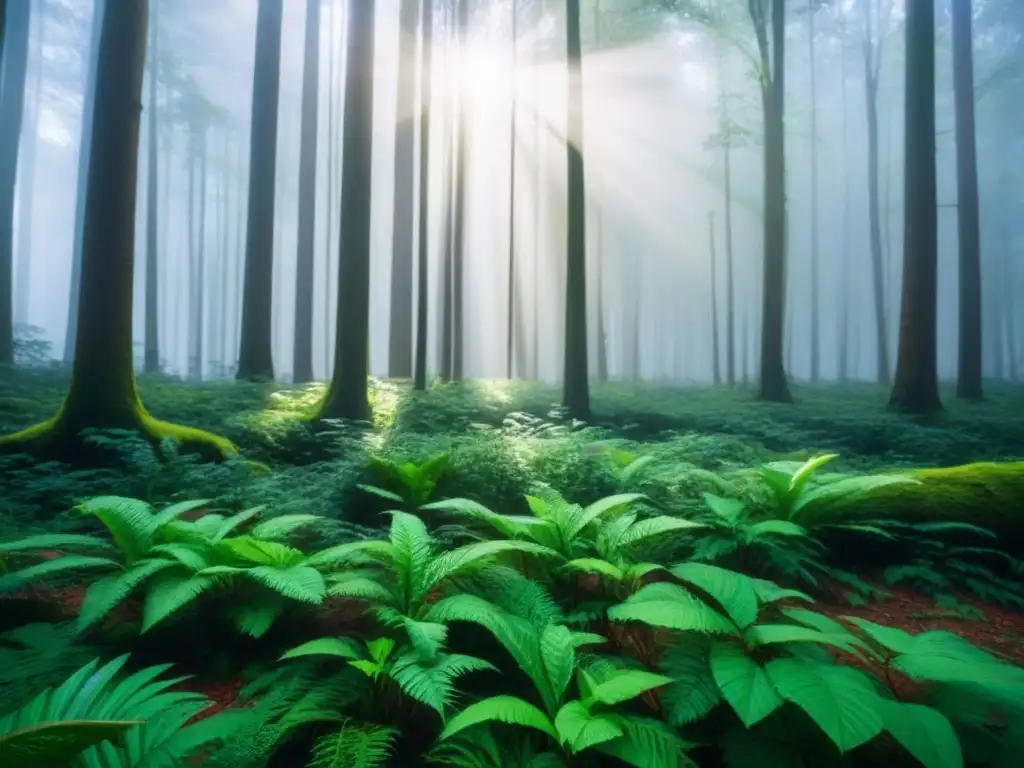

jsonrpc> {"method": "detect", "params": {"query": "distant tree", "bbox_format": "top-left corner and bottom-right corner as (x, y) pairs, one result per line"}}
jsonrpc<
(860, 0), (893, 384)
(708, 211), (721, 385)
(292, 0), (322, 384)
(317, 0), (376, 422)
(389, 0), (420, 379)
(143, 0), (160, 373)
(236, 0), (283, 381)
(414, 0), (434, 391)
(564, 0), (590, 419)
(889, 0), (941, 414)
(952, 0), (982, 400)
(451, 0), (469, 381)
(752, 0), (792, 403)
(0, 0), (31, 365)
(0, 0), (233, 460)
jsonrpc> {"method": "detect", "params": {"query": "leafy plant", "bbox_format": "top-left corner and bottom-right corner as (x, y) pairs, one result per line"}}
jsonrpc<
(0, 654), (246, 768)
(359, 452), (452, 510)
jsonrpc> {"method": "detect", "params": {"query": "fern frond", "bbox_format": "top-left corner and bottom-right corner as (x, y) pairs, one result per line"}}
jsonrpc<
(77, 559), (181, 634)
(76, 497), (157, 564)
(309, 721), (398, 768)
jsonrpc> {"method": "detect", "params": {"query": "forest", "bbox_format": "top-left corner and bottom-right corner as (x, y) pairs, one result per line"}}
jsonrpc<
(0, 0), (1023, 766)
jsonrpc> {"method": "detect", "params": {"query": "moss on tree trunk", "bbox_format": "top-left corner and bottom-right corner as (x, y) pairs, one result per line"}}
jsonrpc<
(0, 0), (233, 463)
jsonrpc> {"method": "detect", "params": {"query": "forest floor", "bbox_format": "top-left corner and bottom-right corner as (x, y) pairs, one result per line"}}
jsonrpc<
(2, 366), (1024, 763)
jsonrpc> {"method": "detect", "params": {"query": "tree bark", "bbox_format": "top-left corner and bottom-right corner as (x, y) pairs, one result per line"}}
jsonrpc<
(292, 0), (321, 384)
(0, 0), (232, 460)
(413, 0), (433, 391)
(450, 0), (469, 381)
(64, 0), (104, 363)
(952, 0), (982, 400)
(861, 0), (891, 384)
(755, 0), (792, 402)
(0, 0), (31, 363)
(143, 0), (160, 373)
(317, 0), (376, 422)
(388, 0), (419, 379)
(708, 211), (721, 385)
(563, 0), (590, 419)
(14, 0), (43, 329)
(723, 142), (735, 385)
(236, 0), (283, 381)
(506, 0), (519, 379)
(807, 5), (820, 382)
(889, 0), (941, 414)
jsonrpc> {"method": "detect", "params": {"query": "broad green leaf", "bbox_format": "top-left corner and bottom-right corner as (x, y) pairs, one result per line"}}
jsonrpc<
(439, 696), (557, 741)
(586, 669), (674, 706)
(562, 558), (625, 581)
(153, 499), (212, 527)
(1, 555), (122, 591)
(710, 641), (783, 727)
(554, 701), (622, 753)
(745, 520), (808, 539)
(745, 625), (858, 652)
(280, 637), (364, 661)
(702, 493), (746, 525)
(751, 579), (814, 605)
(671, 563), (759, 629)
(843, 617), (918, 655)
(246, 565), (325, 604)
(540, 625), (575, 702)
(77, 559), (180, 633)
(619, 517), (707, 548)
(765, 659), (883, 753)
(608, 583), (738, 635)
(0, 719), (140, 765)
(141, 574), (217, 632)
(77, 496), (156, 563)
(878, 699), (963, 768)
(0, 534), (115, 555)
(357, 484), (407, 504)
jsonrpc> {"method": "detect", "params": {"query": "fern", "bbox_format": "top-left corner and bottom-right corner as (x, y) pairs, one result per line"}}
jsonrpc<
(309, 721), (398, 768)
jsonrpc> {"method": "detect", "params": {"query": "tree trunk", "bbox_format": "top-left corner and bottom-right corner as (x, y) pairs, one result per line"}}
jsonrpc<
(413, 0), (433, 391)
(563, 0), (590, 419)
(388, 0), (419, 379)
(0, 0), (232, 460)
(292, 0), (321, 384)
(889, 0), (941, 414)
(807, 5), (820, 382)
(450, 0), (468, 381)
(506, 0), (519, 379)
(862, 0), (891, 384)
(143, 0), (159, 373)
(236, 0), (283, 381)
(952, 0), (982, 400)
(195, 130), (207, 380)
(14, 0), (43, 329)
(838, 7), (851, 381)
(708, 211), (721, 385)
(64, 0), (104, 363)
(217, 129), (231, 374)
(723, 142), (735, 386)
(317, 0), (376, 422)
(593, 0), (608, 384)
(756, 0), (792, 402)
(0, 0), (31, 364)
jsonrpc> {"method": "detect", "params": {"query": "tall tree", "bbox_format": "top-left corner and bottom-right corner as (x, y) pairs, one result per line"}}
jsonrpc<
(450, 0), (469, 380)
(236, 0), (283, 381)
(317, 0), (376, 422)
(952, 0), (982, 400)
(413, 0), (434, 391)
(889, 0), (940, 414)
(806, 0), (821, 381)
(0, 0), (232, 460)
(64, 0), (105, 362)
(292, 0), (321, 384)
(15, 0), (44, 328)
(563, 0), (590, 419)
(506, 0), (519, 379)
(861, 0), (892, 383)
(708, 211), (721, 385)
(143, 0), (160, 373)
(751, 0), (792, 402)
(388, 0), (420, 378)
(0, 0), (30, 364)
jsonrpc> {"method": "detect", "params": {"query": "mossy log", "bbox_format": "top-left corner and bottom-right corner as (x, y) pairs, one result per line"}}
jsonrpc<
(844, 462), (1024, 550)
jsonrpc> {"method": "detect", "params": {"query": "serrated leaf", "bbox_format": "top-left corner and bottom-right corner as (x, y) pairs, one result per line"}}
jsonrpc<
(280, 637), (364, 661)
(671, 563), (759, 629)
(586, 669), (674, 706)
(541, 625), (575, 702)
(878, 699), (963, 768)
(439, 695), (557, 741)
(608, 583), (738, 635)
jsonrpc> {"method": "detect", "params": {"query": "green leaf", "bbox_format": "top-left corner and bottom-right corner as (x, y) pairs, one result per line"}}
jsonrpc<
(751, 579), (814, 605)
(540, 625), (575, 703)
(586, 669), (674, 706)
(141, 574), (217, 632)
(554, 701), (622, 753)
(280, 637), (364, 661)
(153, 499), (212, 527)
(745, 520), (808, 539)
(619, 517), (707, 548)
(843, 617), (918, 655)
(702, 493), (746, 525)
(608, 583), (738, 635)
(357, 484), (407, 504)
(745, 625), (858, 652)
(878, 699), (963, 768)
(710, 641), (783, 727)
(76, 496), (157, 563)
(0, 534), (116, 555)
(659, 638), (721, 727)
(670, 563), (759, 629)
(0, 555), (122, 592)
(246, 565), (326, 604)
(439, 696), (557, 741)
(77, 558), (180, 633)
(765, 659), (883, 753)
(562, 558), (625, 581)
(249, 513), (325, 540)
(0, 719), (141, 766)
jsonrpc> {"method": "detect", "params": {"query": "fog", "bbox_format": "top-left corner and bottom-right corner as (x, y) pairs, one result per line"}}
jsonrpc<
(6, 0), (1023, 384)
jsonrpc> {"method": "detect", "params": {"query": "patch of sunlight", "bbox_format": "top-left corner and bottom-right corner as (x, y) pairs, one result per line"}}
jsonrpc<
(369, 378), (403, 430)
(475, 378), (518, 405)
